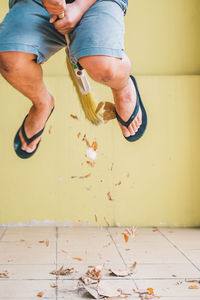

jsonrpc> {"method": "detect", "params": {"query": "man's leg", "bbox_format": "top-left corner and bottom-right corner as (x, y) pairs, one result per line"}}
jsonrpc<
(0, 51), (54, 153)
(79, 54), (142, 138)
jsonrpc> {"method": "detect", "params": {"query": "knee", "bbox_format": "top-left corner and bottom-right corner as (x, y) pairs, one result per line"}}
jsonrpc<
(0, 52), (36, 74)
(79, 56), (119, 84)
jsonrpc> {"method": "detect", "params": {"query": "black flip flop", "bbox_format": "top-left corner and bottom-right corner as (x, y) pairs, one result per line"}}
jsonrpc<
(115, 75), (147, 142)
(14, 107), (54, 159)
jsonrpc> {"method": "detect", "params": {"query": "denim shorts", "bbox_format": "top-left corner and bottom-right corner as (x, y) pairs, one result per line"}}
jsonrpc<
(0, 0), (127, 64)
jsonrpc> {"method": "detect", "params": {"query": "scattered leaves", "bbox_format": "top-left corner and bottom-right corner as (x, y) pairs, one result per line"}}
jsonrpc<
(70, 114), (78, 120)
(86, 161), (96, 167)
(122, 227), (136, 243)
(37, 291), (44, 297)
(147, 288), (154, 295)
(86, 265), (103, 280)
(92, 141), (98, 151)
(79, 173), (91, 179)
(115, 181), (122, 186)
(83, 134), (91, 147)
(50, 266), (75, 275)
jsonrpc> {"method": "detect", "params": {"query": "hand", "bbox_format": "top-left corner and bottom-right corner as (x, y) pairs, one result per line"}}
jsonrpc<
(49, 2), (85, 35)
(42, 0), (66, 15)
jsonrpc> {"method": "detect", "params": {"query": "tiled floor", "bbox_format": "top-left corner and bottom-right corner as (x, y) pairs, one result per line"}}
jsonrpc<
(0, 227), (200, 299)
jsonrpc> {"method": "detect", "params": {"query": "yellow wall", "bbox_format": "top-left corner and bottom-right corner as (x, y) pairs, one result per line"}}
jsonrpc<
(0, 0), (200, 226)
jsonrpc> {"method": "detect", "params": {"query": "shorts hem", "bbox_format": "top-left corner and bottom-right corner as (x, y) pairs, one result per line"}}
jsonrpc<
(71, 47), (124, 64)
(0, 43), (44, 64)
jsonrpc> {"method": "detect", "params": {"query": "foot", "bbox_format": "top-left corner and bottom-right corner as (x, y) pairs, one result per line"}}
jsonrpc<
(114, 77), (142, 138)
(19, 95), (54, 153)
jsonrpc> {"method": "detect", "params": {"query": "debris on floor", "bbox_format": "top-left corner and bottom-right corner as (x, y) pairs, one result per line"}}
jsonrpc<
(0, 271), (9, 278)
(50, 265), (76, 275)
(109, 261), (136, 277)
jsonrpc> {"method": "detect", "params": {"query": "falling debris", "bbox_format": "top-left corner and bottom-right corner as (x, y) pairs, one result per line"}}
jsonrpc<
(77, 132), (81, 138)
(83, 134), (91, 147)
(86, 147), (98, 161)
(73, 257), (83, 262)
(37, 291), (44, 297)
(94, 214), (98, 223)
(133, 288), (160, 299)
(50, 266), (75, 275)
(70, 114), (79, 120)
(104, 217), (110, 227)
(79, 173), (91, 179)
(107, 192), (113, 201)
(95, 101), (104, 114)
(109, 262), (136, 277)
(153, 228), (158, 232)
(121, 227), (136, 243)
(86, 265), (103, 280)
(115, 181), (122, 186)
(147, 288), (155, 295)
(86, 161), (96, 168)
(0, 271), (9, 278)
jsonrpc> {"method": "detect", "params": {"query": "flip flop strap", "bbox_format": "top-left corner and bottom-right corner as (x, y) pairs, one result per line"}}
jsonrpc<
(115, 96), (140, 128)
(21, 115), (44, 145)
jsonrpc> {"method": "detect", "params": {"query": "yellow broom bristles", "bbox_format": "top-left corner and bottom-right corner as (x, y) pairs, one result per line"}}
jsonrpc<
(66, 55), (101, 125)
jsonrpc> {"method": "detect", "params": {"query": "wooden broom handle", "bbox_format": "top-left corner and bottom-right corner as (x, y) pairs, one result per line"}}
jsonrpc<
(59, 13), (70, 45)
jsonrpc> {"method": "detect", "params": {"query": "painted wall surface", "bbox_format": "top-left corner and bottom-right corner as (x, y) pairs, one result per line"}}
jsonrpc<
(0, 0), (200, 226)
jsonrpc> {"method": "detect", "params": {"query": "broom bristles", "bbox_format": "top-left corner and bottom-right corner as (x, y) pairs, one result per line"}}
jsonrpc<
(66, 55), (101, 125)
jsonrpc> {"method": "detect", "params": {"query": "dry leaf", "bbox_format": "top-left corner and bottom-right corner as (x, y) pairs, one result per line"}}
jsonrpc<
(86, 265), (103, 280)
(37, 291), (44, 297)
(45, 240), (49, 247)
(94, 214), (98, 222)
(86, 161), (96, 168)
(50, 283), (57, 288)
(70, 114), (78, 120)
(82, 134), (91, 147)
(95, 101), (104, 114)
(77, 132), (81, 138)
(103, 110), (116, 123)
(81, 275), (97, 285)
(122, 232), (129, 243)
(104, 217), (110, 227)
(147, 288), (154, 295)
(73, 257), (83, 261)
(83, 285), (99, 299)
(39, 240), (44, 243)
(153, 228), (158, 232)
(92, 141), (98, 151)
(0, 271), (9, 278)
(79, 173), (91, 179)
(188, 285), (199, 289)
(115, 181), (122, 186)
(107, 192), (113, 201)
(109, 262), (136, 277)
(50, 266), (75, 275)
(98, 281), (121, 298)
(185, 279), (200, 284)
(104, 101), (115, 112)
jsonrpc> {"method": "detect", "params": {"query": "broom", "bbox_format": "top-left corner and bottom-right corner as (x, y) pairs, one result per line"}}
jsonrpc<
(59, 13), (101, 125)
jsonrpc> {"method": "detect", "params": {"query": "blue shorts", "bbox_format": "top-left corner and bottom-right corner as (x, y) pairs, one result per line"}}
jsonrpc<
(0, 0), (127, 64)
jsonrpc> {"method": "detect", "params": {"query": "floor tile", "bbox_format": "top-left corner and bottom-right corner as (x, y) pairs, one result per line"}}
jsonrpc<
(1, 227), (56, 242)
(0, 227), (6, 240)
(135, 278), (200, 297)
(0, 280), (56, 298)
(0, 241), (56, 264)
(129, 263), (200, 279)
(0, 264), (56, 280)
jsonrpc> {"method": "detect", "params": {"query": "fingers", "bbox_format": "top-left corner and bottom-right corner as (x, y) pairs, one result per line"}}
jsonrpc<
(49, 15), (58, 24)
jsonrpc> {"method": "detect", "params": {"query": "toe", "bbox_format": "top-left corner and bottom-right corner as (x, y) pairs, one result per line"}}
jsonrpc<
(19, 130), (27, 151)
(26, 137), (41, 153)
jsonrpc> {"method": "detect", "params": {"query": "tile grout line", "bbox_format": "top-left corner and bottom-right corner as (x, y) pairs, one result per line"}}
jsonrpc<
(0, 227), (8, 241)
(55, 227), (58, 300)
(158, 228), (200, 273)
(106, 227), (140, 291)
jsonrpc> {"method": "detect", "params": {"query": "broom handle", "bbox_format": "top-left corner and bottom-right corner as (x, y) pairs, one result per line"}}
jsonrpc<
(58, 13), (70, 45)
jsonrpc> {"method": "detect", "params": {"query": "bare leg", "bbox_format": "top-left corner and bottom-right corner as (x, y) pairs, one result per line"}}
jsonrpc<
(79, 54), (142, 138)
(0, 51), (54, 152)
